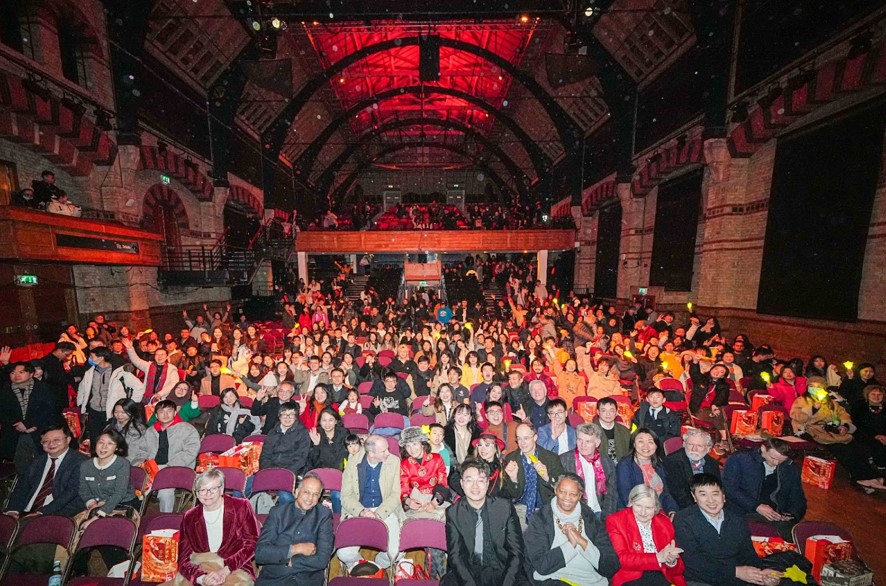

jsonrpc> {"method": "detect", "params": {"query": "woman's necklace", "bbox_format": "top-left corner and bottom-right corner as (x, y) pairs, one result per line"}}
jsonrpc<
(203, 505), (224, 525)
(555, 516), (583, 536)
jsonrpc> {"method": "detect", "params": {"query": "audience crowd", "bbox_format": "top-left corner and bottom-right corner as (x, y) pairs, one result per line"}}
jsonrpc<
(0, 263), (882, 585)
(10, 169), (82, 216)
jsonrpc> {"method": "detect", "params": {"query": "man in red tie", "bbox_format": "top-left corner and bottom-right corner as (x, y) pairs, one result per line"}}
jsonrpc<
(4, 424), (86, 518)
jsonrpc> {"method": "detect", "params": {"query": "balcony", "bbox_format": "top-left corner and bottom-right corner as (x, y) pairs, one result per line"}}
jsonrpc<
(0, 207), (163, 265)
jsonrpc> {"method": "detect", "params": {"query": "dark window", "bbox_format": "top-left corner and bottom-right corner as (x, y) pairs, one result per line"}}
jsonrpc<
(757, 99), (886, 321)
(594, 201), (621, 300)
(0, 2), (24, 52)
(649, 168), (703, 291)
(58, 25), (88, 85)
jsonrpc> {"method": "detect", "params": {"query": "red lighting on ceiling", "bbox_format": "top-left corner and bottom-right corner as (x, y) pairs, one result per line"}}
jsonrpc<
(303, 20), (537, 140)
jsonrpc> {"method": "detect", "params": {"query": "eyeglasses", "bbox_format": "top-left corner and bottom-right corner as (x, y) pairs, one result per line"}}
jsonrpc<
(196, 485), (222, 496)
(41, 438), (66, 446)
(547, 410), (566, 417)
(279, 412), (297, 419)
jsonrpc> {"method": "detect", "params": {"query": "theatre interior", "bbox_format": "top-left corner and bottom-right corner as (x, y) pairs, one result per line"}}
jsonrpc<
(0, 0), (885, 584)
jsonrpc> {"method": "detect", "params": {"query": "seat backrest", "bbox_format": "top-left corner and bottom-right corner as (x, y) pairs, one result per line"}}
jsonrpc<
(792, 521), (855, 556)
(251, 468), (295, 494)
(399, 519), (446, 551)
(200, 433), (236, 454)
(656, 378), (685, 392)
(410, 414), (436, 426)
(14, 515), (75, 548)
(374, 413), (405, 430)
(151, 466), (196, 492)
(663, 437), (684, 456)
(359, 395), (374, 410)
(243, 434), (266, 444)
(198, 395), (221, 410)
(239, 396), (254, 408)
(567, 412), (584, 428)
(386, 436), (400, 456)
(74, 516), (137, 551)
(747, 520), (781, 538)
(411, 396), (428, 413)
(310, 467), (343, 492)
(357, 381), (374, 395)
(343, 413), (370, 432)
(137, 512), (183, 542)
(378, 356), (392, 368)
(217, 466), (247, 494)
(334, 517), (389, 551)
(378, 350), (395, 360)
(129, 466), (147, 494)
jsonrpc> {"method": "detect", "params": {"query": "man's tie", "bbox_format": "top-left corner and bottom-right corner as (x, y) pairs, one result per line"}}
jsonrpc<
(473, 509), (484, 562)
(33, 457), (57, 510)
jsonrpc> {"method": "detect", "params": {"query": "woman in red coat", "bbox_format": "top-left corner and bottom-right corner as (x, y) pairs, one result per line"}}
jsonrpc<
(399, 426), (449, 520)
(605, 484), (687, 586)
(177, 468), (261, 585)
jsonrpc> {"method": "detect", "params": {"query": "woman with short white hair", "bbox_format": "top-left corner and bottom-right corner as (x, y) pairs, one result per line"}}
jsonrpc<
(605, 484), (687, 586)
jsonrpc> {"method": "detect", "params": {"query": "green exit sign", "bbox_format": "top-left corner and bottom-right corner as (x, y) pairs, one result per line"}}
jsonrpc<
(16, 274), (38, 286)
(419, 280), (427, 287)
(638, 287), (648, 295)
(161, 175), (171, 185)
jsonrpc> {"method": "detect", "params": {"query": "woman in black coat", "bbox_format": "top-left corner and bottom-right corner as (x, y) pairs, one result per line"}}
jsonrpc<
(851, 384), (886, 470)
(448, 433), (504, 498)
(687, 357), (732, 449)
(205, 388), (257, 444)
(444, 404), (482, 468)
(308, 408), (348, 514)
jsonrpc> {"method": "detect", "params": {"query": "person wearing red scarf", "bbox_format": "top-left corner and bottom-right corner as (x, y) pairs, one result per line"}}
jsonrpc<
(146, 400), (200, 512)
(559, 422), (618, 520)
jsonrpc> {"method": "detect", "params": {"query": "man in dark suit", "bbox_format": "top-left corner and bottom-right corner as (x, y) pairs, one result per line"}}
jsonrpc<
(442, 458), (529, 586)
(633, 387), (682, 441)
(663, 428), (721, 510)
(255, 474), (333, 586)
(4, 424), (86, 518)
(0, 362), (62, 473)
(41, 342), (76, 409)
(673, 473), (779, 586)
(501, 423), (565, 530)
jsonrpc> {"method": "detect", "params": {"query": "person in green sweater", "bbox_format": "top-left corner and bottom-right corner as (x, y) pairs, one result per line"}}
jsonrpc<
(147, 381), (201, 425)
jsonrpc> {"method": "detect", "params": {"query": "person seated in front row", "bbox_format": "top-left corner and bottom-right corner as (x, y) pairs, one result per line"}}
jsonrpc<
(254, 401), (310, 503)
(177, 468), (260, 586)
(255, 473), (333, 586)
(442, 458), (530, 586)
(615, 428), (678, 514)
(662, 428), (721, 510)
(633, 388), (681, 442)
(399, 426), (449, 520)
(722, 438), (806, 540)
(523, 473), (620, 586)
(4, 424), (86, 519)
(146, 399), (200, 513)
(606, 484), (687, 586)
(338, 434), (403, 572)
(673, 474), (780, 586)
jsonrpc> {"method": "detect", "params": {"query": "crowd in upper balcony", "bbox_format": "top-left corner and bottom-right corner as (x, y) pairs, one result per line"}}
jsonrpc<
(9, 170), (82, 217)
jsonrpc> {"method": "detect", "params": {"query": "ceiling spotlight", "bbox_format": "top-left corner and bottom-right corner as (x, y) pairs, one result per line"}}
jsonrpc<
(270, 17), (281, 29)
(519, 14), (530, 24)
(250, 19), (261, 31)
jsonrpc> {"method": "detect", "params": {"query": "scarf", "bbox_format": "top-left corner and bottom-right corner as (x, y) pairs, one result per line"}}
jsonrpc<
(144, 362), (169, 400)
(575, 449), (607, 498)
(637, 460), (664, 494)
(11, 379), (34, 417)
(221, 403), (243, 436)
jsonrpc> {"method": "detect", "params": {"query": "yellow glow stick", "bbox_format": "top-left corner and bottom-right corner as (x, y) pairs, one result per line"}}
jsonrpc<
(843, 361), (854, 370)
(464, 322), (473, 330)
(760, 372), (770, 383)
(623, 350), (634, 360)
(661, 360), (669, 371)
(686, 302), (693, 311)
(528, 454), (539, 464)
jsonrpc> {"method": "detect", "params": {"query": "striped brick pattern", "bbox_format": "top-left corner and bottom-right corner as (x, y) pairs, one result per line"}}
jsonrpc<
(138, 146), (214, 202)
(0, 71), (117, 176)
(227, 184), (263, 216)
(142, 183), (191, 233)
(632, 137), (705, 196)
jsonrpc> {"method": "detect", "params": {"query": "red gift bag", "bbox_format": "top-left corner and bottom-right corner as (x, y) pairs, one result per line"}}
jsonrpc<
(760, 411), (785, 435)
(801, 456), (836, 489)
(751, 394), (774, 412)
(141, 529), (180, 582)
(804, 536), (853, 580)
(730, 410), (758, 436)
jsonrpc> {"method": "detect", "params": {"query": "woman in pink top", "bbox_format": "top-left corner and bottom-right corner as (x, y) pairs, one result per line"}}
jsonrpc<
(767, 365), (807, 409)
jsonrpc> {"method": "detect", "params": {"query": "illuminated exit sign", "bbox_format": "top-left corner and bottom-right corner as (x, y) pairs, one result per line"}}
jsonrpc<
(16, 274), (38, 286)
(161, 175), (171, 185)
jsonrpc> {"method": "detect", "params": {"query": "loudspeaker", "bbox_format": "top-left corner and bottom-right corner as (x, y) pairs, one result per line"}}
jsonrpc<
(419, 35), (441, 82)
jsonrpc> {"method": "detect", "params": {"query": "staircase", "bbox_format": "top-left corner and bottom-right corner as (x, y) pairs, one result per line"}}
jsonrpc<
(484, 280), (505, 312)
(159, 219), (293, 288)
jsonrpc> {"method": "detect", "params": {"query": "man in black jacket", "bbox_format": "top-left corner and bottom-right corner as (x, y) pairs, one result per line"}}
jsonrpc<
(501, 423), (565, 530)
(252, 381), (297, 434)
(4, 424), (86, 518)
(442, 459), (529, 586)
(674, 473), (780, 586)
(257, 401), (310, 501)
(255, 474), (333, 586)
(663, 428), (721, 510)
(0, 362), (61, 473)
(41, 342), (76, 409)
(523, 473), (619, 586)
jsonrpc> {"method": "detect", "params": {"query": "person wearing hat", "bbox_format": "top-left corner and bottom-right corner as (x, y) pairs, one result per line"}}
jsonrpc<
(449, 433), (505, 498)
(399, 426), (450, 520)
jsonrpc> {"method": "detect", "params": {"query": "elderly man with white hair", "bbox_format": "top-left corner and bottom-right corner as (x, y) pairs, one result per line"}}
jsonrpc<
(662, 428), (721, 510)
(558, 422), (618, 520)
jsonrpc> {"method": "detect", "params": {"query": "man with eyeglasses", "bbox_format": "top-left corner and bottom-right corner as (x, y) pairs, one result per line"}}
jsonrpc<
(442, 458), (530, 586)
(5, 424), (86, 518)
(501, 422), (565, 530)
(663, 428), (721, 510)
(257, 401), (310, 504)
(252, 380), (297, 434)
(256, 474), (333, 586)
(537, 399), (576, 455)
(483, 401), (519, 453)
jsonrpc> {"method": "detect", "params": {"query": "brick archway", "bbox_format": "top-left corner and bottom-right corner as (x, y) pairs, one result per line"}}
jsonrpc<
(143, 184), (190, 253)
(226, 185), (263, 216)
